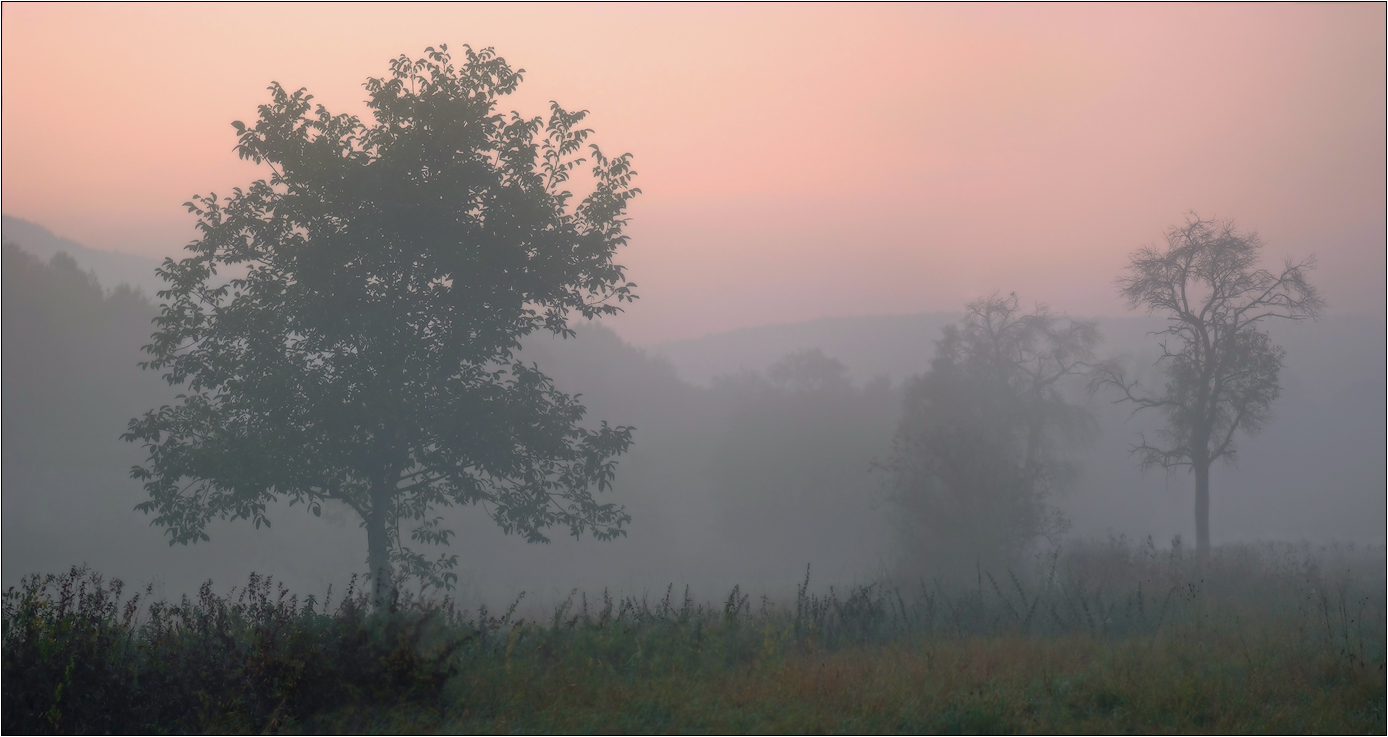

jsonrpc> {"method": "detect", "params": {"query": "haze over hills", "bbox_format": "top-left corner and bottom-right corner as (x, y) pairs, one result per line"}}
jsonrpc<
(2, 217), (1383, 605)
(648, 310), (1172, 387)
(651, 314), (961, 387)
(1, 215), (166, 297)
(645, 306), (1386, 552)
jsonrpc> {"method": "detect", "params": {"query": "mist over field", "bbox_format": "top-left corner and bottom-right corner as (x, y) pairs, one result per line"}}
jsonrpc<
(2, 7), (1383, 730)
(3, 217), (1382, 607)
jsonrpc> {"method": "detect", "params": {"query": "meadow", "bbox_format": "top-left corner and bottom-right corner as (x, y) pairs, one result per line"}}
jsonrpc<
(4, 538), (1383, 735)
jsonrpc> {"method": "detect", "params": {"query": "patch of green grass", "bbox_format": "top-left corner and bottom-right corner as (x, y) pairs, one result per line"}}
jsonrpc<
(5, 541), (1384, 734)
(409, 634), (1379, 734)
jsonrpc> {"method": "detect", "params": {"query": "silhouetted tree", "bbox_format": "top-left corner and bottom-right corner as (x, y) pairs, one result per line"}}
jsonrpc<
(879, 294), (1099, 575)
(124, 46), (640, 604)
(1099, 215), (1321, 556)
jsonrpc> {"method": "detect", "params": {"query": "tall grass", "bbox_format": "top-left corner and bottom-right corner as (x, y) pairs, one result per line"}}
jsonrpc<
(4, 539), (1383, 734)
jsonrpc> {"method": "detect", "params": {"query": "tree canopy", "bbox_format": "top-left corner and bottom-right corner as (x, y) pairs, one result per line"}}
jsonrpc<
(124, 45), (640, 601)
(878, 294), (1099, 576)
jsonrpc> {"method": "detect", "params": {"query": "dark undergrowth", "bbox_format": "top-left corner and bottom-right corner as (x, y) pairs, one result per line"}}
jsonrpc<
(4, 539), (1383, 734)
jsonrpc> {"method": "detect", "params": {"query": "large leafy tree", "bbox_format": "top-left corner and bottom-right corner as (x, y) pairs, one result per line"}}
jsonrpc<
(1100, 215), (1321, 556)
(878, 294), (1099, 576)
(124, 46), (640, 603)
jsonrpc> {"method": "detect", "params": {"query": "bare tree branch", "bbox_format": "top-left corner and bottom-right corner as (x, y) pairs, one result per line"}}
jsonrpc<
(1101, 213), (1318, 554)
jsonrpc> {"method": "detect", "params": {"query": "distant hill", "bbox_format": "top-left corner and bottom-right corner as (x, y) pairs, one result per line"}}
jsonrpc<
(648, 310), (1382, 390)
(647, 311), (1162, 386)
(649, 313), (962, 386)
(1, 215), (165, 297)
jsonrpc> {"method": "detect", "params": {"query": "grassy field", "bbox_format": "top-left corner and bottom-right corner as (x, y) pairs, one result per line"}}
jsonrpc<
(412, 633), (1381, 734)
(4, 540), (1383, 734)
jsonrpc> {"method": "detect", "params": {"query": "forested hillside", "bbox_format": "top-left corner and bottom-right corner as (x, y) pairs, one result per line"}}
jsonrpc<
(1, 216), (164, 296)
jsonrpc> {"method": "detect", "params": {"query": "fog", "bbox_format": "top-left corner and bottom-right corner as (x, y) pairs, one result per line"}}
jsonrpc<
(3, 219), (1382, 608)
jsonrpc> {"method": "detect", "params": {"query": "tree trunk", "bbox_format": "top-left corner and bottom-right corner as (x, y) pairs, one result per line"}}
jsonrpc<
(1024, 417), (1043, 472)
(1193, 460), (1210, 558)
(366, 483), (393, 608)
(1022, 415), (1044, 502)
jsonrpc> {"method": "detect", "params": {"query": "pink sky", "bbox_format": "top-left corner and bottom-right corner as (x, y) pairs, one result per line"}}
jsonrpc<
(3, 4), (1383, 343)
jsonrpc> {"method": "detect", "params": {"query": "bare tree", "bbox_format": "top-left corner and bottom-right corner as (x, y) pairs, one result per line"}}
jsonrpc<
(1099, 215), (1322, 556)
